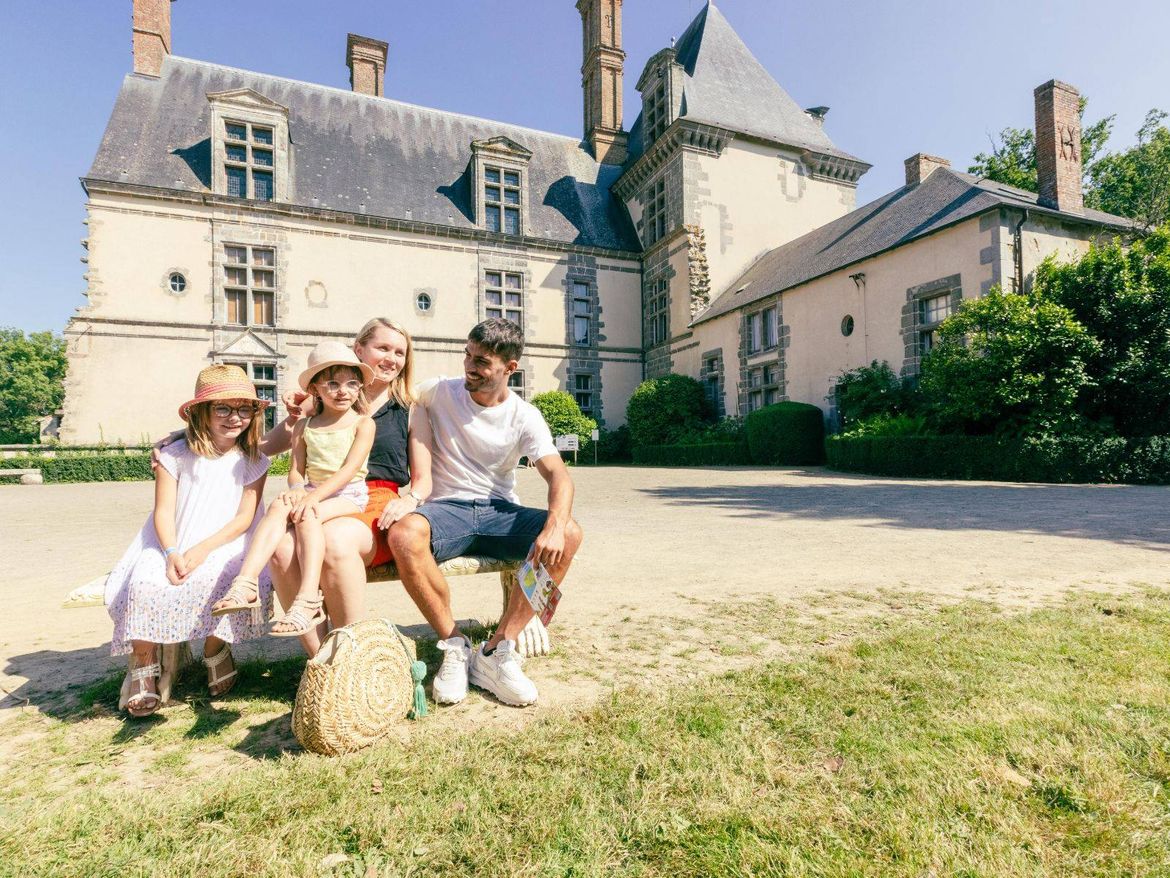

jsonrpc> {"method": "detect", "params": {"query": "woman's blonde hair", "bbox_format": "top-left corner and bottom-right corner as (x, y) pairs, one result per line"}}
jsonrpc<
(307, 364), (369, 416)
(185, 402), (264, 461)
(354, 317), (416, 408)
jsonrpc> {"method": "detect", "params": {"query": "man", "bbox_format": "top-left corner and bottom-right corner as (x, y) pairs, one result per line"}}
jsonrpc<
(387, 318), (583, 707)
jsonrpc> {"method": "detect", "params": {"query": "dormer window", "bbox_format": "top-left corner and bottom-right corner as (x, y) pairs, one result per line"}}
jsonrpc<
(644, 79), (668, 143)
(484, 167), (522, 235)
(471, 136), (532, 237)
(224, 121), (275, 201)
(636, 47), (682, 148)
(207, 89), (289, 203)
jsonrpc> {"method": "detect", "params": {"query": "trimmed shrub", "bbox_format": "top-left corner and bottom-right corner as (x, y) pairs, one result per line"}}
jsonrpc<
(594, 425), (632, 463)
(0, 452), (153, 483)
(626, 375), (709, 447)
(745, 402), (826, 465)
(531, 391), (597, 449)
(632, 442), (752, 466)
(839, 413), (930, 438)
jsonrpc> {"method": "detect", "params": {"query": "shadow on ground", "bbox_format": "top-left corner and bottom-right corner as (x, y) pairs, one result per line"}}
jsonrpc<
(641, 476), (1170, 550)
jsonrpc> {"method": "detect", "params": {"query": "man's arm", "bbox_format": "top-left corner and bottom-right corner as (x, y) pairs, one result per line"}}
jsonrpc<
(530, 454), (575, 568)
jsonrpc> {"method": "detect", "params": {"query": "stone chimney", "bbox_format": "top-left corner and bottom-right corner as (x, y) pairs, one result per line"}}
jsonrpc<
(577, 0), (628, 165)
(904, 153), (950, 187)
(132, 0), (172, 77)
(1034, 79), (1083, 213)
(347, 34), (388, 97)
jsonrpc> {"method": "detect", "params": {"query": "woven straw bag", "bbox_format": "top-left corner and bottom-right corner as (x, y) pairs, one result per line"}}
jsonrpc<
(292, 618), (427, 756)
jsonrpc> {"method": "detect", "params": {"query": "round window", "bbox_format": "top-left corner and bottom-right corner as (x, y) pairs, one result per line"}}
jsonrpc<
(841, 315), (855, 337)
(169, 272), (187, 294)
(416, 292), (432, 313)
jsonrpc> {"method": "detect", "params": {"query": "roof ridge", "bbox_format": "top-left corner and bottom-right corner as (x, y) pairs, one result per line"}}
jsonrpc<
(165, 55), (589, 148)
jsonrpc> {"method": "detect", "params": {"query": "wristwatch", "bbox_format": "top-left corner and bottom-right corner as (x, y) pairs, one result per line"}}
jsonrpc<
(405, 489), (424, 504)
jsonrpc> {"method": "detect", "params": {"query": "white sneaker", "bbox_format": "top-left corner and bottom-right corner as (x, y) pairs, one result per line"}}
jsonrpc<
(433, 636), (471, 705)
(469, 640), (538, 707)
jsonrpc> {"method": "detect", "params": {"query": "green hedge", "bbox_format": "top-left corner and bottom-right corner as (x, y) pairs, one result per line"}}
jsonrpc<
(632, 442), (752, 466)
(826, 434), (1170, 484)
(1, 452), (153, 483)
(745, 402), (826, 465)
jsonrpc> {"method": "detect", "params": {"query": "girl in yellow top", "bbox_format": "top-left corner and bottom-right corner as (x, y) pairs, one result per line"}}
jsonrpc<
(214, 341), (375, 636)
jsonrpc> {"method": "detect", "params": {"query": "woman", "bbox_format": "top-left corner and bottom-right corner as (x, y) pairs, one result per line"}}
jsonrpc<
(264, 318), (431, 655)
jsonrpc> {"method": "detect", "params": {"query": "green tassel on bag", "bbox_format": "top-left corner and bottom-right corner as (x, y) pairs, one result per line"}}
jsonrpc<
(409, 660), (428, 720)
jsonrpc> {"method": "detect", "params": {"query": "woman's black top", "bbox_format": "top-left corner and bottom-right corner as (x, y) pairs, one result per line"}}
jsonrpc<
(367, 399), (409, 485)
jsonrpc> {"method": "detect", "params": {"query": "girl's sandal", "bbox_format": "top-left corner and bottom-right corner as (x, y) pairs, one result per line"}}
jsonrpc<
(203, 645), (237, 697)
(126, 661), (162, 718)
(211, 576), (260, 617)
(270, 594), (326, 638)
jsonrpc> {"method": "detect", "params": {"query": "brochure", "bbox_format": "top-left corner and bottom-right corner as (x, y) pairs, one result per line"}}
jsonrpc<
(517, 555), (562, 626)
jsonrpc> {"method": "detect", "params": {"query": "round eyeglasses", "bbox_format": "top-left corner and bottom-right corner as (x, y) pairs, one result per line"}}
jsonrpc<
(211, 404), (258, 420)
(322, 380), (364, 394)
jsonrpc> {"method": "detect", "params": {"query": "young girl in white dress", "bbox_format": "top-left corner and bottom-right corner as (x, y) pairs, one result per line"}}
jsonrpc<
(213, 341), (375, 637)
(105, 365), (272, 717)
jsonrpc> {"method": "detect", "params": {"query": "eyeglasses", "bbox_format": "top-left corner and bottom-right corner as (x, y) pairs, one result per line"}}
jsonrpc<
(211, 404), (258, 420)
(321, 380), (363, 394)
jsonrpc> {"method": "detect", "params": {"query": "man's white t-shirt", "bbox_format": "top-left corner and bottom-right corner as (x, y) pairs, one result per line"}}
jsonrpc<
(419, 377), (558, 503)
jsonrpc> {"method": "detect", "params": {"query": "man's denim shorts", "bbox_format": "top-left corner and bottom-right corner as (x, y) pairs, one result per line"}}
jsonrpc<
(414, 497), (548, 563)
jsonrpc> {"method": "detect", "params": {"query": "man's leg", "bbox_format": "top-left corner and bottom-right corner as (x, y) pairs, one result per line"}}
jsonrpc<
(386, 512), (459, 640)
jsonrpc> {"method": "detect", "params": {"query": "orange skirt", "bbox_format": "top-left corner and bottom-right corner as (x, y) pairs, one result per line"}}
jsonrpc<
(346, 480), (400, 568)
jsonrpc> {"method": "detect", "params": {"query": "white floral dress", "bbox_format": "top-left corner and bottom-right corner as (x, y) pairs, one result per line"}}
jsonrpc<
(105, 439), (272, 656)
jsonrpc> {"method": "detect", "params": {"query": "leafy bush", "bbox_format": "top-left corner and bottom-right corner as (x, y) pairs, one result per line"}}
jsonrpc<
(626, 375), (709, 447)
(0, 328), (67, 443)
(594, 425), (632, 463)
(268, 453), (290, 476)
(744, 402), (826, 465)
(825, 433), (1170, 484)
(831, 361), (914, 430)
(673, 416), (746, 446)
(632, 442), (752, 466)
(531, 391), (597, 448)
(0, 451), (153, 483)
(839, 413), (930, 438)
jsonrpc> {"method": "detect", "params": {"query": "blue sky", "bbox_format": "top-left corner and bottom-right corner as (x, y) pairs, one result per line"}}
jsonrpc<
(2, 0), (1167, 334)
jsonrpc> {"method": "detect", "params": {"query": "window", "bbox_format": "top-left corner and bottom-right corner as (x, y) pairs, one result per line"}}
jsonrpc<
(485, 271), (523, 327)
(745, 363), (781, 413)
(484, 167), (521, 235)
(841, 315), (855, 337)
(919, 292), (953, 354)
(644, 177), (667, 245)
(746, 311), (762, 354)
(746, 307), (778, 354)
(573, 373), (593, 415)
(763, 307), (778, 348)
(415, 292), (432, 313)
(223, 244), (276, 327)
(223, 120), (276, 202)
(702, 356), (721, 411)
(571, 282), (591, 345)
(507, 370), (525, 399)
(647, 278), (669, 346)
(168, 273), (186, 294)
(644, 79), (668, 143)
(224, 361), (277, 430)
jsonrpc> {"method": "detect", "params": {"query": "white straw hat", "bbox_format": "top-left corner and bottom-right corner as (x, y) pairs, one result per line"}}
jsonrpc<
(298, 340), (375, 392)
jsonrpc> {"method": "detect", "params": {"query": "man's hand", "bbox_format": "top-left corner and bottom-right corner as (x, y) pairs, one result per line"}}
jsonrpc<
(528, 519), (567, 569)
(378, 494), (419, 530)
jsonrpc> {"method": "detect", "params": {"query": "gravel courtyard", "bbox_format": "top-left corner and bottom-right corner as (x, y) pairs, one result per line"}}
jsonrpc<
(3, 465), (1168, 723)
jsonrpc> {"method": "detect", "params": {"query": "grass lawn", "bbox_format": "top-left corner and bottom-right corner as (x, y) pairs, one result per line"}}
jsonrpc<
(2, 591), (1169, 877)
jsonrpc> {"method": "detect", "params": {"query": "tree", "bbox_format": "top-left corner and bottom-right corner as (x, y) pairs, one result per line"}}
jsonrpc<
(530, 391), (596, 449)
(1086, 110), (1170, 231)
(831, 360), (913, 429)
(968, 97), (1113, 192)
(625, 374), (708, 447)
(0, 328), (68, 443)
(918, 289), (1098, 437)
(1033, 227), (1170, 435)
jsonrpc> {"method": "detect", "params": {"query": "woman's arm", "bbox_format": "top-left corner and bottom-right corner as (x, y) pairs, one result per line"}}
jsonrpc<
(379, 404), (433, 528)
(182, 474), (267, 572)
(152, 465), (187, 585)
(296, 419), (376, 519)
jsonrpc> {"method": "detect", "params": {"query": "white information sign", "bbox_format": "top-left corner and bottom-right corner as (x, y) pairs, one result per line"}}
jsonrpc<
(590, 429), (600, 441)
(555, 434), (580, 451)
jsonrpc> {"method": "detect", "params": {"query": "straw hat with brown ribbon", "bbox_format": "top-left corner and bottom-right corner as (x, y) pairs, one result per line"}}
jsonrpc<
(178, 364), (270, 421)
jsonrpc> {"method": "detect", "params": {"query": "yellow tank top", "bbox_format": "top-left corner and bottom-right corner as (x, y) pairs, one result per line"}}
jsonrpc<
(303, 422), (368, 486)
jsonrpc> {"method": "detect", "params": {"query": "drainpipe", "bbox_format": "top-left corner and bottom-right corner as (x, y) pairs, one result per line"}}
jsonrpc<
(850, 272), (868, 360)
(1013, 209), (1029, 294)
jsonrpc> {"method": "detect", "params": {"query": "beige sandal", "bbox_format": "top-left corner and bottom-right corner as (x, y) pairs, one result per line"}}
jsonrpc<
(270, 594), (326, 638)
(126, 661), (162, 718)
(212, 576), (260, 617)
(203, 645), (237, 697)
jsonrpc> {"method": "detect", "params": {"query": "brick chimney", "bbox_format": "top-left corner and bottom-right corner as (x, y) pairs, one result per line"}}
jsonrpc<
(347, 34), (388, 97)
(1035, 79), (1083, 213)
(132, 0), (172, 77)
(904, 153), (950, 186)
(577, 0), (628, 165)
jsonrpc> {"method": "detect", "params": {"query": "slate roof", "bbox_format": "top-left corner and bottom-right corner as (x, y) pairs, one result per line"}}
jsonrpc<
(695, 168), (1137, 324)
(627, 1), (863, 164)
(86, 56), (640, 252)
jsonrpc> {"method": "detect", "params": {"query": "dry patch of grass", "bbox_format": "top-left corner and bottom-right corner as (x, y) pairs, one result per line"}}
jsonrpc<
(2, 591), (1169, 876)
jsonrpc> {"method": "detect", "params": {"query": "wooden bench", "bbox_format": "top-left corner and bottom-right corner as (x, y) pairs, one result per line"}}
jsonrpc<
(367, 555), (550, 658)
(63, 555), (552, 658)
(0, 468), (42, 484)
